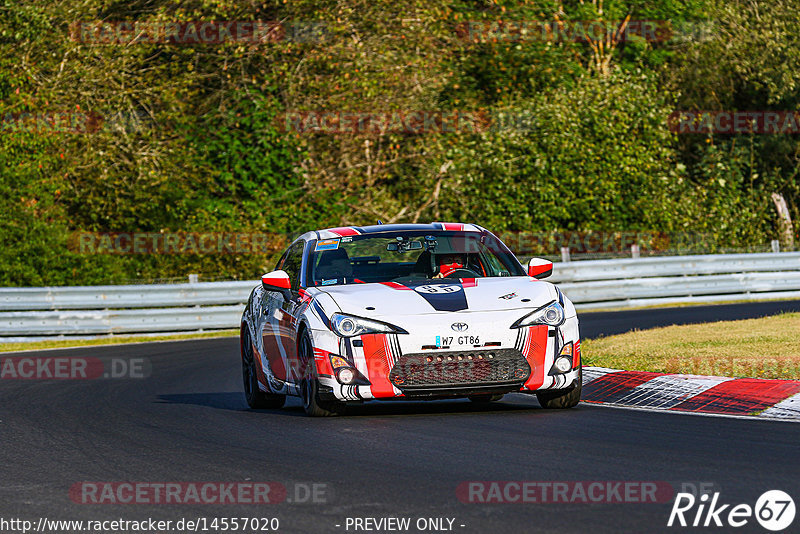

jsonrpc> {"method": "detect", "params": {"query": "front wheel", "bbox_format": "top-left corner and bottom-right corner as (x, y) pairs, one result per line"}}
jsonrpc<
(536, 368), (582, 409)
(242, 327), (286, 409)
(298, 331), (345, 417)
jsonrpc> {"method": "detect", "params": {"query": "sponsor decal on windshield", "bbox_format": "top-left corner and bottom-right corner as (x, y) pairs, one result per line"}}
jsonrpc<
(315, 238), (340, 251)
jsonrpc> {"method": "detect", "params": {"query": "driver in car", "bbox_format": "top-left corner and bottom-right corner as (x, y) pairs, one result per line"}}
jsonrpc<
(432, 253), (468, 278)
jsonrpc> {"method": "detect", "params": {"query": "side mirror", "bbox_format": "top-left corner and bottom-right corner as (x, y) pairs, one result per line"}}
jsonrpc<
(527, 258), (553, 279)
(262, 270), (291, 293)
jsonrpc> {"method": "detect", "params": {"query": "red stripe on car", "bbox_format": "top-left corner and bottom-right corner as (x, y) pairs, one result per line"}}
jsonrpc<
(260, 334), (286, 383)
(380, 282), (412, 290)
(312, 347), (334, 376)
(361, 334), (397, 398)
(521, 325), (548, 390)
(327, 227), (360, 236)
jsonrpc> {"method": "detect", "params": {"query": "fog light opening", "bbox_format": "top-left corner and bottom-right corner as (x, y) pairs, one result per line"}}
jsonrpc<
(554, 356), (572, 373)
(338, 367), (356, 384)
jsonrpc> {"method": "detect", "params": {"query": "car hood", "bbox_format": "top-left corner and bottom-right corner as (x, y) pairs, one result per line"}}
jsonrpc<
(318, 277), (556, 318)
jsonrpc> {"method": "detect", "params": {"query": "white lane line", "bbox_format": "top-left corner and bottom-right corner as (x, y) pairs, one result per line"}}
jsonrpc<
(582, 401), (800, 423)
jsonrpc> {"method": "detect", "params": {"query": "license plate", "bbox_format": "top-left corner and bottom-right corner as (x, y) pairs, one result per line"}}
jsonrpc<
(436, 335), (480, 347)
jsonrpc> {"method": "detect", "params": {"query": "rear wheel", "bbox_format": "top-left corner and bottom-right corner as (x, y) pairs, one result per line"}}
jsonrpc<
(298, 331), (345, 417)
(468, 394), (505, 403)
(536, 368), (582, 409)
(242, 327), (286, 409)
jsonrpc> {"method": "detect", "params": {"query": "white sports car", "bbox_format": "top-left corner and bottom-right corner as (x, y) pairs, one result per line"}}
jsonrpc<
(240, 223), (581, 416)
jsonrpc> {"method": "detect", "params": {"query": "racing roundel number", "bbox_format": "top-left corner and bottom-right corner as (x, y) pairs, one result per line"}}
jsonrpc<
(414, 284), (462, 294)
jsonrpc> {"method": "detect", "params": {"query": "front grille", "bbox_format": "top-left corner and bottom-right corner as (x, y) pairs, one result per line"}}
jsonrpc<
(389, 348), (530, 389)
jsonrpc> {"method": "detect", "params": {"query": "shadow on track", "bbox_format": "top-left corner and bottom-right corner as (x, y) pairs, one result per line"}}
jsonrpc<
(156, 391), (553, 418)
(156, 392), (249, 411)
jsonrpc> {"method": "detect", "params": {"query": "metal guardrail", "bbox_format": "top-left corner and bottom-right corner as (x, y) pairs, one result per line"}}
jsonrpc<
(1, 252), (799, 339)
(0, 305), (242, 336)
(552, 251), (800, 310)
(0, 281), (254, 311)
(548, 252), (800, 283)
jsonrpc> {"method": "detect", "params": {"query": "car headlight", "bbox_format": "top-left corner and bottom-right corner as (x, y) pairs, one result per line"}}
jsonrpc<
(330, 313), (407, 337)
(511, 301), (565, 328)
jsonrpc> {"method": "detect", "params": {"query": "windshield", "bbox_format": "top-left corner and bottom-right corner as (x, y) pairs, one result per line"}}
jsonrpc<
(307, 231), (525, 287)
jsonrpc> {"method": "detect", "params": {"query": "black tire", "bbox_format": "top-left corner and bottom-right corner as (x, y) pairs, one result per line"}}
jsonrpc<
(468, 394), (505, 403)
(241, 327), (286, 409)
(536, 368), (582, 409)
(298, 330), (345, 417)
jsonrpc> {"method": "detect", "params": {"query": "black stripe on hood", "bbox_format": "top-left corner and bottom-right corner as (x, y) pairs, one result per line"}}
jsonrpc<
(405, 281), (469, 312)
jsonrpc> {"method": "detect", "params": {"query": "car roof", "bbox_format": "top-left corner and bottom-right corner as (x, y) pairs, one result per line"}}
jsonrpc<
(296, 222), (485, 242)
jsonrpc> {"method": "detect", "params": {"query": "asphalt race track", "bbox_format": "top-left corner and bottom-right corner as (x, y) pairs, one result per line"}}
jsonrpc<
(3, 303), (800, 534)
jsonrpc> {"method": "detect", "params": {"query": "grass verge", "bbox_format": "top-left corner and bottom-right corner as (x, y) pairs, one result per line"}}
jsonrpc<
(582, 312), (800, 380)
(0, 330), (239, 353)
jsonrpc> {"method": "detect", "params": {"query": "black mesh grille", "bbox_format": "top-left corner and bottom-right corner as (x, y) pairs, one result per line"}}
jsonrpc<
(389, 348), (530, 389)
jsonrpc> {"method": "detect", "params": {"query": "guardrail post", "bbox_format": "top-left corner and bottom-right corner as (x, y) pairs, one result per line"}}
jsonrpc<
(560, 247), (571, 263)
(771, 240), (781, 253)
(631, 244), (640, 259)
(188, 274), (199, 284)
